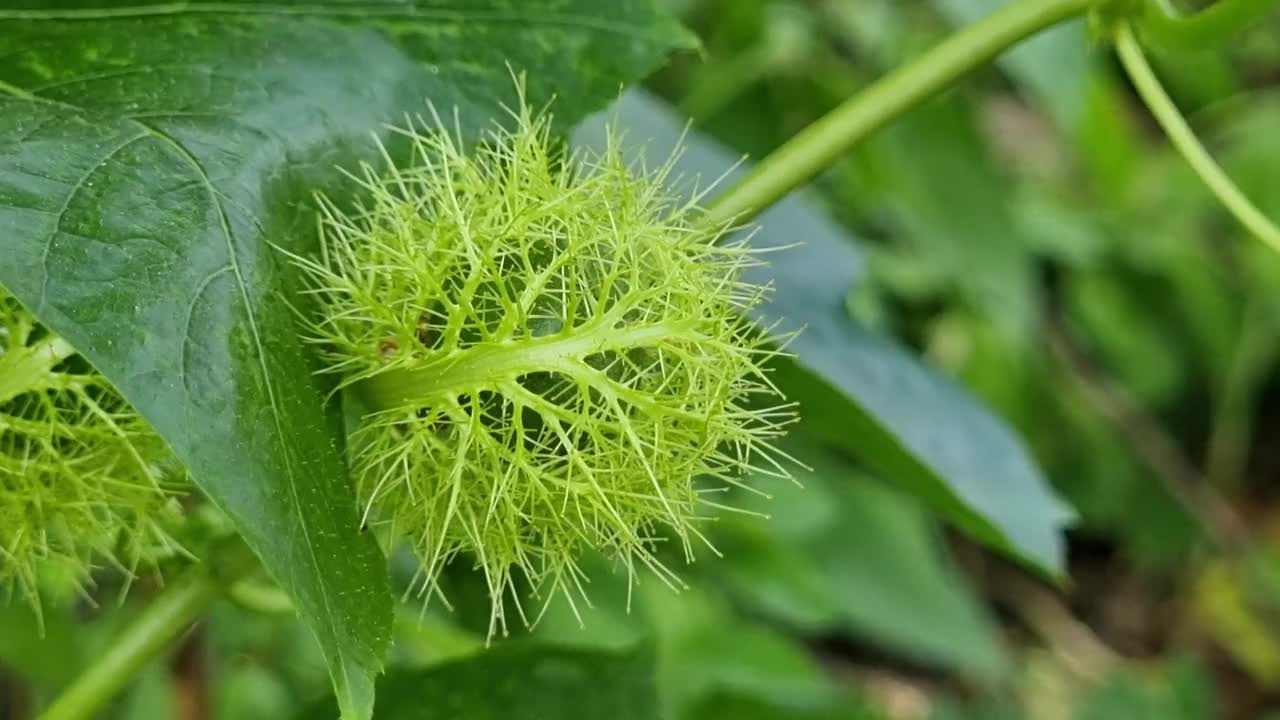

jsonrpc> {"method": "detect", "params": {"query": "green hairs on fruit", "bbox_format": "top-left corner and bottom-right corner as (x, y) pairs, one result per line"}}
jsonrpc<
(0, 287), (185, 613)
(293, 94), (797, 636)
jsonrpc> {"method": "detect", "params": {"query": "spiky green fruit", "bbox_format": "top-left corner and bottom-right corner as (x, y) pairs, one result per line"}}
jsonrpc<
(0, 288), (184, 610)
(294, 100), (795, 635)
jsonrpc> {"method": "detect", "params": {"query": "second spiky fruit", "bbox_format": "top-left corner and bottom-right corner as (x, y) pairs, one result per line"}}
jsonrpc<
(0, 288), (184, 612)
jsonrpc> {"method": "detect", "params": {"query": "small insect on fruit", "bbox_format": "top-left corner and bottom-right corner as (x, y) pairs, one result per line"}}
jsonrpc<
(291, 90), (797, 636)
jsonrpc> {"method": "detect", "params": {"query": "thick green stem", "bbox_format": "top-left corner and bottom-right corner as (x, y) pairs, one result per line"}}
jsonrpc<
(37, 539), (258, 720)
(699, 0), (1092, 229)
(1114, 22), (1280, 255)
(1140, 0), (1277, 48)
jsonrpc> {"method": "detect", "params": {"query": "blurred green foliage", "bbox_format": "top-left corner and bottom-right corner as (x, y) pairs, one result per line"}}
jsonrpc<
(643, 0), (1280, 716)
(6, 1), (1280, 719)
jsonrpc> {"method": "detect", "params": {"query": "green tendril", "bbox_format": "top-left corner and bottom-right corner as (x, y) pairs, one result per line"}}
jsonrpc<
(292, 95), (797, 636)
(700, 0), (1093, 229)
(1114, 22), (1280, 256)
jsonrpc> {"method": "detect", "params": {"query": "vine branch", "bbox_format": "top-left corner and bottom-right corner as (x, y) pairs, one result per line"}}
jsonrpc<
(36, 539), (258, 720)
(699, 0), (1093, 229)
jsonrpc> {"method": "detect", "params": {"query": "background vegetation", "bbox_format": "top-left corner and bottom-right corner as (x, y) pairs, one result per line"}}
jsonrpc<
(2, 0), (1280, 718)
(641, 1), (1280, 716)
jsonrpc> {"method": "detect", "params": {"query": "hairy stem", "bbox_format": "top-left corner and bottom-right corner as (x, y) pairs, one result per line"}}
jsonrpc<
(1114, 22), (1280, 255)
(699, 0), (1092, 228)
(37, 539), (258, 720)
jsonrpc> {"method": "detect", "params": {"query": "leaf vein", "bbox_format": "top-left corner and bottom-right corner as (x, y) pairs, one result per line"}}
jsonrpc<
(179, 264), (233, 396)
(0, 72), (366, 708)
(128, 118), (356, 696)
(36, 131), (150, 314)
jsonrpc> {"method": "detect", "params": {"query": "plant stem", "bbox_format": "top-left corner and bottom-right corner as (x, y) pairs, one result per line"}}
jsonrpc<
(37, 539), (257, 720)
(1114, 22), (1280, 255)
(227, 579), (296, 615)
(699, 0), (1093, 229)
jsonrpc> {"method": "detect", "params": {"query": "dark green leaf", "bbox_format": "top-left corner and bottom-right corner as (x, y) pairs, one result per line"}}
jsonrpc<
(0, 4), (687, 717)
(302, 642), (658, 720)
(574, 90), (1071, 576)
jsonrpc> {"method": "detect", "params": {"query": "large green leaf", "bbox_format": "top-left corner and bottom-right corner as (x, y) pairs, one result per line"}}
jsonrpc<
(0, 4), (687, 717)
(574, 90), (1072, 575)
(302, 642), (659, 720)
(711, 436), (1008, 679)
